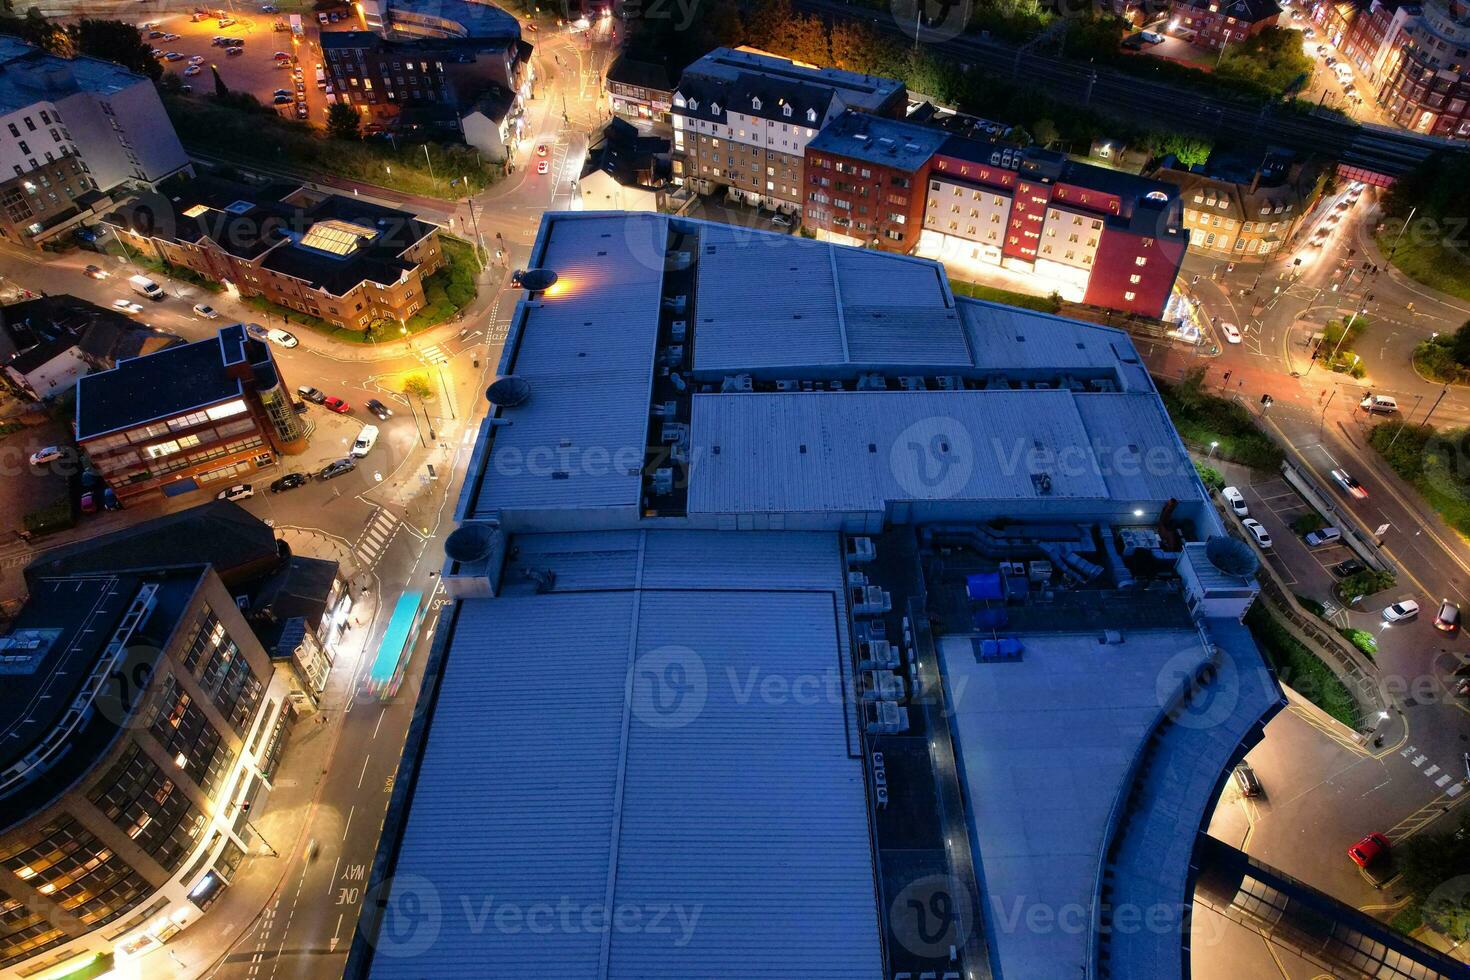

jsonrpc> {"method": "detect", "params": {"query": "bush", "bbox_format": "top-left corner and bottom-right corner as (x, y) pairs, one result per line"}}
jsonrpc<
(1369, 420), (1470, 535)
(1292, 512), (1327, 535)
(23, 499), (75, 537)
(1158, 368), (1284, 470)
(1337, 568), (1395, 601)
(1294, 593), (1327, 618)
(1196, 462), (1224, 491)
(1338, 627), (1378, 660)
(1393, 814), (1470, 941)
(403, 374), (434, 400)
(1245, 602), (1362, 728)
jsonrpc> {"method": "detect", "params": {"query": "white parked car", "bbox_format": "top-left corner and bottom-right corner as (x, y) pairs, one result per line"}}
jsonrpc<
(1219, 321), (1242, 344)
(28, 446), (64, 466)
(1242, 518), (1272, 549)
(216, 483), (255, 501)
(351, 424), (379, 458)
(193, 303), (219, 319)
(1222, 486), (1249, 517)
(112, 298), (145, 315)
(266, 328), (299, 348)
(1382, 599), (1420, 624)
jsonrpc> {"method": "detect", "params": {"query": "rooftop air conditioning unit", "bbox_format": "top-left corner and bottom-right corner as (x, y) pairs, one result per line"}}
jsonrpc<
(775, 379), (799, 392)
(652, 468), (675, 495)
(662, 294), (687, 314)
(670, 320), (687, 342)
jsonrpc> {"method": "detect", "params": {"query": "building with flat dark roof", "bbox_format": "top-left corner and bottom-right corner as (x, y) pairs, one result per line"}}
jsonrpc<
(104, 176), (445, 333)
(605, 54), (674, 125)
(0, 294), (177, 401)
(74, 325), (308, 505)
(0, 562), (291, 978)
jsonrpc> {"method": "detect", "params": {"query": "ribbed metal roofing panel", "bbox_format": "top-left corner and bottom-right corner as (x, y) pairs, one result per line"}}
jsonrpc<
(1071, 392), (1201, 503)
(960, 300), (1136, 376)
(506, 531), (644, 590)
(639, 531), (843, 590)
(612, 589), (881, 980)
(833, 247), (950, 308)
(373, 592), (633, 979)
(693, 226), (845, 371)
(688, 389), (1113, 514)
(477, 214), (665, 514)
(843, 308), (972, 366)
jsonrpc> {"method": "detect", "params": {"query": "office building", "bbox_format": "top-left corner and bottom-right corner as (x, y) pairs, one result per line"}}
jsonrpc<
(74, 324), (308, 505)
(346, 212), (1284, 980)
(104, 176), (444, 333)
(0, 36), (190, 248)
(672, 47), (906, 213)
(0, 558), (292, 978)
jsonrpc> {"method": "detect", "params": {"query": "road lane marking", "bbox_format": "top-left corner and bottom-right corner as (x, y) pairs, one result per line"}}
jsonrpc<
(372, 707), (385, 739)
(341, 804), (355, 841)
(357, 754), (371, 789)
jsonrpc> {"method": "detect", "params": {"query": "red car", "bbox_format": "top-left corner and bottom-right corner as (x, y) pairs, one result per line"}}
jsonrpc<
(1348, 832), (1390, 868)
(323, 396), (350, 414)
(536, 143), (549, 157)
(537, 159), (549, 174)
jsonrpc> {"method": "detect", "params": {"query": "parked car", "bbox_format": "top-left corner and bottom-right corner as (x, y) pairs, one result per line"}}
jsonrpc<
(771, 213), (793, 228)
(83, 264), (107, 279)
(1232, 763), (1262, 798)
(1219, 321), (1242, 344)
(193, 303), (219, 319)
(318, 457), (357, 480)
(366, 398), (394, 420)
(536, 143), (549, 157)
(1140, 29), (1164, 42)
(1382, 599), (1420, 624)
(1221, 486), (1248, 517)
(80, 491), (97, 514)
(1305, 527), (1342, 547)
(164, 51), (183, 61)
(28, 446), (64, 466)
(295, 103), (308, 119)
(112, 299), (145, 315)
(216, 483), (254, 501)
(1331, 468), (1369, 500)
(1242, 518), (1272, 549)
(184, 64), (202, 76)
(226, 46), (244, 56)
(102, 487), (121, 511)
(1348, 832), (1390, 868)
(245, 323), (269, 341)
(298, 386), (327, 404)
(351, 424), (379, 458)
(270, 472), (309, 493)
(1435, 600), (1461, 633)
(1331, 558), (1367, 578)
(266, 328), (298, 348)
(537, 159), (550, 174)
(273, 93), (293, 105)
(323, 396), (350, 414)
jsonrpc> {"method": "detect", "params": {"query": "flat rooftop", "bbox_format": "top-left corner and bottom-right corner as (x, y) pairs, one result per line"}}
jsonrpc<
(0, 38), (147, 115)
(75, 334), (242, 440)
(371, 531), (881, 979)
(807, 109), (950, 172)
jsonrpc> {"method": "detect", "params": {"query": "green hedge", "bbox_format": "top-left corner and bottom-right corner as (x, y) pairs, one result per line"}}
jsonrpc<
(1369, 421), (1470, 536)
(1158, 369), (1284, 470)
(1245, 602), (1362, 728)
(23, 498), (75, 538)
(949, 279), (1061, 313)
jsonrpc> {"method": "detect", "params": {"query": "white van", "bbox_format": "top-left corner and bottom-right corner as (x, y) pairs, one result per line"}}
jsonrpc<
(351, 424), (379, 458)
(128, 274), (164, 301)
(1360, 394), (1398, 414)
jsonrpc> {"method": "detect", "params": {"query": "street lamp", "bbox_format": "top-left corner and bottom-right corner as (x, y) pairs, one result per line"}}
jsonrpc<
(1208, 440), (1219, 458)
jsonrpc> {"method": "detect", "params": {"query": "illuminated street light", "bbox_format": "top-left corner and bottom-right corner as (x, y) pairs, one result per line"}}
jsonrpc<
(1208, 440), (1219, 458)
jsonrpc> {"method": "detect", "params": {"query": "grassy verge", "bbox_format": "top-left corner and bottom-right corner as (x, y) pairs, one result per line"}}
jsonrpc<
(1375, 226), (1470, 303)
(949, 279), (1062, 313)
(1368, 420), (1470, 535)
(1245, 602), (1362, 728)
(162, 94), (501, 201)
(104, 241), (225, 294)
(1158, 368), (1284, 469)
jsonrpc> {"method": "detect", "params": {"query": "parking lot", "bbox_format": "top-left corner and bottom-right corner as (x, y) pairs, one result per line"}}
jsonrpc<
(141, 8), (331, 127)
(1228, 475), (1362, 589)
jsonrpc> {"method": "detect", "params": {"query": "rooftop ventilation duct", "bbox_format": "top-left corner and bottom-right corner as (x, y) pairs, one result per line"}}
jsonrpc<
(1206, 535), (1258, 579)
(512, 267), (558, 292)
(486, 376), (531, 408)
(445, 523), (500, 564)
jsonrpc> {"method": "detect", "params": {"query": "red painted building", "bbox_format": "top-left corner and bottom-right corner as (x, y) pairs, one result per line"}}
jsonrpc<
(803, 111), (949, 252)
(1167, 0), (1284, 48)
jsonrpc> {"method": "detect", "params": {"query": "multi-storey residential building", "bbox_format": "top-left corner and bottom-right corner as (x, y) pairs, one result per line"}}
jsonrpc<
(803, 110), (947, 252)
(919, 138), (1188, 317)
(671, 47), (906, 213)
(321, 29), (532, 155)
(1312, 0), (1470, 139)
(74, 324), (308, 505)
(605, 55), (675, 126)
(1166, 0), (1284, 48)
(1, 294), (172, 401)
(0, 557), (292, 978)
(1152, 151), (1325, 258)
(0, 37), (190, 248)
(105, 176), (444, 333)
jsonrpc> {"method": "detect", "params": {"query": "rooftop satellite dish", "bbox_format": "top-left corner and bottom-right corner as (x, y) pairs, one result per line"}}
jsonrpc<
(445, 524), (500, 564)
(1206, 534), (1258, 579)
(487, 376), (531, 408)
(514, 267), (558, 292)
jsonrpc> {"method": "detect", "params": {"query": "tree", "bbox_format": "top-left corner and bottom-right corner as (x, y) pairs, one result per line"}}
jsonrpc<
(158, 72), (183, 95)
(1032, 118), (1060, 149)
(1450, 320), (1470, 368)
(68, 18), (159, 79)
(1396, 815), (1470, 941)
(402, 374), (433, 400)
(327, 103), (361, 141)
(211, 64), (230, 100)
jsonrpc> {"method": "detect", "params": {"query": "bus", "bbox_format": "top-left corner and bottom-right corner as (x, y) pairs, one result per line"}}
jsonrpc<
(365, 590), (424, 700)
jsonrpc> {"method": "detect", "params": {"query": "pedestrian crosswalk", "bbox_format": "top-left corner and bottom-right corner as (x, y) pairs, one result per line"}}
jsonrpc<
(417, 344), (450, 366)
(1400, 743), (1465, 798)
(354, 508), (400, 568)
